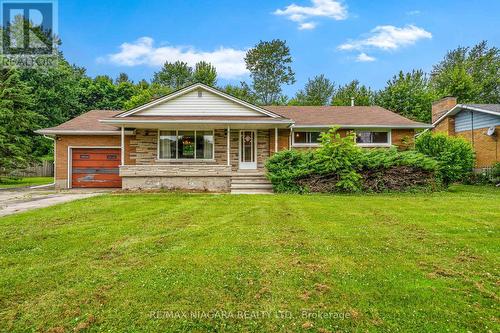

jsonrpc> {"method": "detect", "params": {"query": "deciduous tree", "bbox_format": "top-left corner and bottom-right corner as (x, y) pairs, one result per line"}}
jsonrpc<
(245, 39), (295, 105)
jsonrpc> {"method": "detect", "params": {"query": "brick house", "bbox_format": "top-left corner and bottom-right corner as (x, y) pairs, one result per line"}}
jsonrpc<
(432, 97), (500, 168)
(37, 83), (430, 193)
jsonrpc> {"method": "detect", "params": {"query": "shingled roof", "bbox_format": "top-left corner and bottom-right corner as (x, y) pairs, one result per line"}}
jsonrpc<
(38, 105), (431, 134)
(263, 105), (429, 128)
(36, 110), (124, 134)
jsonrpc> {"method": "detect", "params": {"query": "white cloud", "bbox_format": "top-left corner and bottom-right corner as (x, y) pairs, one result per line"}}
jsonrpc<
(338, 24), (432, 51)
(100, 37), (248, 79)
(356, 52), (376, 62)
(274, 0), (347, 30)
(299, 22), (316, 30)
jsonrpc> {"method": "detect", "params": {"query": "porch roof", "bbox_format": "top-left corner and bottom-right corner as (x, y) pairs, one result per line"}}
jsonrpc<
(99, 115), (294, 129)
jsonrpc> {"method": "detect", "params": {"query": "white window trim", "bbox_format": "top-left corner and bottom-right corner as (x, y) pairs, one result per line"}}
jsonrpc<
(291, 130), (323, 147)
(157, 129), (215, 161)
(355, 129), (392, 147)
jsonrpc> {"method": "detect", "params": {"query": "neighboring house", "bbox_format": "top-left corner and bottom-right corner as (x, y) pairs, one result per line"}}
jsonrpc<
(37, 83), (430, 192)
(432, 97), (500, 168)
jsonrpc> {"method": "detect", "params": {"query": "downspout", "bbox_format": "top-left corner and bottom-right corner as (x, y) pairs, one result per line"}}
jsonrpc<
(471, 111), (475, 150)
(35, 134), (56, 188)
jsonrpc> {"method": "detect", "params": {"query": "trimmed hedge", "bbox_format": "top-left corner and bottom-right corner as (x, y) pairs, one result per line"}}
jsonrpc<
(266, 128), (439, 193)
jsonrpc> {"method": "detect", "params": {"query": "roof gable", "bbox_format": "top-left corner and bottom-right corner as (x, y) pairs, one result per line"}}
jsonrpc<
(432, 104), (500, 126)
(117, 83), (281, 118)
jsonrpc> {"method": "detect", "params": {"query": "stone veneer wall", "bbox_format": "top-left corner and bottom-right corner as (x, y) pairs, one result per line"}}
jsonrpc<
(131, 128), (271, 171)
(131, 129), (228, 166)
(120, 164), (232, 192)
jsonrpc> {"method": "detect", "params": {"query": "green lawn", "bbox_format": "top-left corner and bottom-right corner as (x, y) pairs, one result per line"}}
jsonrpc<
(0, 176), (53, 189)
(0, 186), (499, 332)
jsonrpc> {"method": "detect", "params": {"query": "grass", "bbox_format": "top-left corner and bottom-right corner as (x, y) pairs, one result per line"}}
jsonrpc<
(0, 185), (498, 332)
(0, 176), (53, 189)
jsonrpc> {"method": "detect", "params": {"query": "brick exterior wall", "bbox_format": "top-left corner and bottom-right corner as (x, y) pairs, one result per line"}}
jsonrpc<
(432, 97), (457, 123)
(54, 135), (134, 188)
(433, 116), (455, 136)
(288, 128), (415, 151)
(455, 126), (500, 167)
(391, 129), (415, 149)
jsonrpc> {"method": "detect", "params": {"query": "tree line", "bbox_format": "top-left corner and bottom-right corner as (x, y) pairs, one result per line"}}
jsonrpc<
(0, 25), (498, 174)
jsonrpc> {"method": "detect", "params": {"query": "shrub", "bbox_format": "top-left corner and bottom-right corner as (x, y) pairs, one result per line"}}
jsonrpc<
(266, 127), (440, 193)
(492, 162), (500, 181)
(309, 128), (363, 191)
(265, 149), (313, 193)
(358, 149), (438, 192)
(415, 132), (474, 185)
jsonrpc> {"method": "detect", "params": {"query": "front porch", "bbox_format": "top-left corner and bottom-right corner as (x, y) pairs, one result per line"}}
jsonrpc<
(119, 165), (272, 193)
(118, 127), (288, 192)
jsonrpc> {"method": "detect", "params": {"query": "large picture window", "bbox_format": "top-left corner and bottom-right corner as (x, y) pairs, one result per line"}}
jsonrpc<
(355, 130), (390, 146)
(159, 130), (214, 159)
(293, 131), (321, 146)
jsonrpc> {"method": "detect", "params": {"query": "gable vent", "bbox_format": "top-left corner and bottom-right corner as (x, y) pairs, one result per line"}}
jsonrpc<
(198, 90), (203, 98)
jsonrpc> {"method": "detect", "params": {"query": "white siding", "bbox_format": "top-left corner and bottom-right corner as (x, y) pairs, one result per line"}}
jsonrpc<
(135, 89), (264, 117)
(455, 110), (500, 132)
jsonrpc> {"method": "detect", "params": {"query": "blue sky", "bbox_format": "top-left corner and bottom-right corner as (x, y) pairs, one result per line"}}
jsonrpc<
(59, 0), (500, 96)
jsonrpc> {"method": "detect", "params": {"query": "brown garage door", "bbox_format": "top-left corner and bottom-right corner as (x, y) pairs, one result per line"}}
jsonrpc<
(71, 148), (121, 188)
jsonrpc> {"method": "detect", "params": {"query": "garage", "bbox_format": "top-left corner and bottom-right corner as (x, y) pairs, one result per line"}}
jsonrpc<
(71, 148), (122, 188)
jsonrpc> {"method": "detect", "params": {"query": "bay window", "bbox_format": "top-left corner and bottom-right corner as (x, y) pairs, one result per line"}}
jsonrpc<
(159, 130), (214, 159)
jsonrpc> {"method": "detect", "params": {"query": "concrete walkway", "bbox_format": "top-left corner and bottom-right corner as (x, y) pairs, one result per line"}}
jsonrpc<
(0, 188), (109, 217)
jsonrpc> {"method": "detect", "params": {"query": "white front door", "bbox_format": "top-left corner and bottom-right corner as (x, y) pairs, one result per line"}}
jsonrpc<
(239, 130), (257, 169)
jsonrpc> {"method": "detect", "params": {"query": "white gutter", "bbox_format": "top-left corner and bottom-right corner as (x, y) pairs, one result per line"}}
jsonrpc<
(100, 119), (293, 125)
(35, 130), (135, 135)
(291, 124), (432, 129)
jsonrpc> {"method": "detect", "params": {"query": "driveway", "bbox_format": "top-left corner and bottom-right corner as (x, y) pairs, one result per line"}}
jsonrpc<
(0, 188), (110, 217)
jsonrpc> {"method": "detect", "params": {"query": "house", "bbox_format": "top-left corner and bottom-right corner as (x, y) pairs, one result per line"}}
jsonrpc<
(431, 97), (500, 168)
(37, 83), (430, 192)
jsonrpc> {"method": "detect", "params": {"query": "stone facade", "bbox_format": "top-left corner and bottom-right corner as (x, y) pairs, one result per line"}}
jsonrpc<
(120, 165), (232, 192)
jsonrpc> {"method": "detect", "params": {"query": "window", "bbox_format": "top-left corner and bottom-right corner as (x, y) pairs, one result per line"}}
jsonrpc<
(159, 130), (214, 159)
(355, 131), (390, 145)
(293, 131), (321, 145)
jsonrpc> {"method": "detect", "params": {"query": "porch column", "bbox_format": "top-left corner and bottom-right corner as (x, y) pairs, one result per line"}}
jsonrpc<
(274, 128), (278, 153)
(227, 126), (231, 166)
(121, 126), (125, 166)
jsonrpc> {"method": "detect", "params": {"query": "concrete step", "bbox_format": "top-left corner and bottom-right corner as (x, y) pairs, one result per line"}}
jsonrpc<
(231, 183), (273, 190)
(232, 174), (266, 178)
(230, 188), (274, 194)
(231, 178), (271, 184)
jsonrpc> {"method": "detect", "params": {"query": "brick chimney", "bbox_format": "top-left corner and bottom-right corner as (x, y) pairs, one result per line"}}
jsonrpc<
(432, 97), (457, 123)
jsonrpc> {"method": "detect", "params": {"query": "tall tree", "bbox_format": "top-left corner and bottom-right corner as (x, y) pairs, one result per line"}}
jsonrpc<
(220, 82), (258, 104)
(152, 61), (193, 89)
(0, 63), (38, 175)
(124, 83), (172, 110)
(244, 39), (295, 105)
(290, 74), (334, 105)
(115, 72), (131, 84)
(193, 61), (217, 86)
(431, 41), (500, 103)
(376, 70), (437, 123)
(331, 80), (374, 106)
